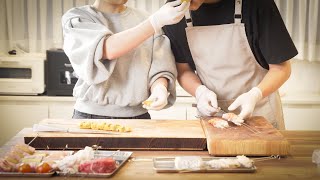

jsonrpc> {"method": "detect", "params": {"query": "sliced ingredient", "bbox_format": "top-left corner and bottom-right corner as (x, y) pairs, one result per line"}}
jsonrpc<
(208, 118), (229, 129)
(79, 121), (132, 132)
(222, 113), (244, 126)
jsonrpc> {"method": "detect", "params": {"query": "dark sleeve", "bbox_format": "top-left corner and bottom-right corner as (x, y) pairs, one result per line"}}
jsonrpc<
(256, 0), (298, 65)
(163, 19), (196, 70)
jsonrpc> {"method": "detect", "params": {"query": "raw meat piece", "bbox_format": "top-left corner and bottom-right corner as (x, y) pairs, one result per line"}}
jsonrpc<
(222, 113), (244, 126)
(79, 158), (116, 173)
(208, 118), (229, 129)
(174, 156), (202, 170)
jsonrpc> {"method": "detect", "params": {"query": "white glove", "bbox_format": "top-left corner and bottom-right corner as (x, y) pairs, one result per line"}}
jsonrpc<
(228, 87), (263, 119)
(149, 0), (190, 34)
(143, 84), (169, 110)
(195, 85), (218, 117)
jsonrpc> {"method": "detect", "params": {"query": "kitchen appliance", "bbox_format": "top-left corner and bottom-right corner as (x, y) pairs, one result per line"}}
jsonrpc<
(0, 53), (46, 95)
(46, 49), (77, 96)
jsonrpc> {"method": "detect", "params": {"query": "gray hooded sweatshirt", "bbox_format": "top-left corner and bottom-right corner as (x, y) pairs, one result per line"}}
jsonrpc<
(61, 5), (177, 117)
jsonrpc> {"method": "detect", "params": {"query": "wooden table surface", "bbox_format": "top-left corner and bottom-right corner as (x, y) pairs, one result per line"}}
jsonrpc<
(0, 128), (319, 180)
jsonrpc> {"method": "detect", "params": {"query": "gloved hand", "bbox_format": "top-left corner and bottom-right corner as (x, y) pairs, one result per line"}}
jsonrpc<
(143, 84), (169, 110)
(149, 0), (190, 34)
(228, 87), (263, 119)
(195, 85), (218, 117)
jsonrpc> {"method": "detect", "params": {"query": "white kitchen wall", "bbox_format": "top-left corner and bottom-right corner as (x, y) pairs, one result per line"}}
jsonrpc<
(280, 60), (320, 96)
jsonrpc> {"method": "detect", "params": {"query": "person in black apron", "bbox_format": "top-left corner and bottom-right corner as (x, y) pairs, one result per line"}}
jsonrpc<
(163, 0), (298, 130)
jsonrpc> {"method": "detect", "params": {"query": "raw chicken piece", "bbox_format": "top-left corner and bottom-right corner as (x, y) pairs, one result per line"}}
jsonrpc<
(236, 155), (253, 168)
(174, 156), (203, 170)
(56, 146), (95, 173)
(222, 113), (244, 126)
(208, 118), (229, 129)
(206, 155), (253, 169)
(206, 159), (240, 169)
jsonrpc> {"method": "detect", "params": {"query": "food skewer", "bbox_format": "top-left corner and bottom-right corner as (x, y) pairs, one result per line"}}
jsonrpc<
(214, 107), (261, 134)
(193, 104), (261, 134)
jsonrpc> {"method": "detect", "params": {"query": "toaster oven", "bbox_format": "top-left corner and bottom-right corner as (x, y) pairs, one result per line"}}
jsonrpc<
(0, 53), (46, 95)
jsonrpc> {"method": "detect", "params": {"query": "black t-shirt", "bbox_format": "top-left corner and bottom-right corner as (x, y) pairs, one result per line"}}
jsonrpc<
(163, 0), (298, 70)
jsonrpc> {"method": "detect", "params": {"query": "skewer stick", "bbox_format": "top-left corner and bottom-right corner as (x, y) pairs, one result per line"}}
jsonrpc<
(242, 123), (261, 134)
(27, 133), (39, 146)
(253, 155), (281, 162)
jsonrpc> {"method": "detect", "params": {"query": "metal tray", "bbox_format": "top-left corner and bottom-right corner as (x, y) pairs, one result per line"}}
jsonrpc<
(153, 157), (257, 173)
(56, 151), (132, 178)
(0, 172), (55, 177)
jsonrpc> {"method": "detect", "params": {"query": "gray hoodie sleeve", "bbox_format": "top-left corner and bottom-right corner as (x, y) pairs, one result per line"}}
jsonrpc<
(149, 33), (178, 108)
(61, 8), (116, 85)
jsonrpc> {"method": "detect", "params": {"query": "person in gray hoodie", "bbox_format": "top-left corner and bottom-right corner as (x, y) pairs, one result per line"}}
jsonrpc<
(62, 0), (190, 119)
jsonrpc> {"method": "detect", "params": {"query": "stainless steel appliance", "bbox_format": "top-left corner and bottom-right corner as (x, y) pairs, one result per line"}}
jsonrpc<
(46, 49), (77, 96)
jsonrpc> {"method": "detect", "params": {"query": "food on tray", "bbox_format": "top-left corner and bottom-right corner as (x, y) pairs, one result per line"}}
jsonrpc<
(78, 158), (116, 173)
(0, 142), (72, 174)
(56, 146), (120, 175)
(79, 121), (132, 132)
(17, 163), (33, 173)
(35, 162), (52, 173)
(0, 159), (14, 172)
(56, 146), (95, 174)
(222, 113), (244, 126)
(174, 156), (203, 170)
(0, 143), (35, 172)
(236, 155), (254, 168)
(208, 118), (229, 129)
(206, 155), (253, 169)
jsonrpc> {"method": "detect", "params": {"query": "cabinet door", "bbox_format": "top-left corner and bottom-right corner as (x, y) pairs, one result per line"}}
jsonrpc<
(0, 104), (48, 146)
(283, 104), (320, 130)
(149, 105), (187, 120)
(48, 102), (74, 119)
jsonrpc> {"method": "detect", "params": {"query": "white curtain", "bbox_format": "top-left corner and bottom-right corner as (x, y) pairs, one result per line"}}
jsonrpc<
(0, 0), (166, 54)
(275, 0), (320, 62)
(1, 0), (319, 62)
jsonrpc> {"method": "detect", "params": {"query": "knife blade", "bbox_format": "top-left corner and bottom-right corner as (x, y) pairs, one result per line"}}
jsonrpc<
(32, 124), (121, 135)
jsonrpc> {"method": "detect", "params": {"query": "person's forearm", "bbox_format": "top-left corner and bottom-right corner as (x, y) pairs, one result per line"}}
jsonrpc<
(257, 60), (291, 98)
(176, 63), (202, 97)
(151, 77), (168, 92)
(103, 19), (154, 60)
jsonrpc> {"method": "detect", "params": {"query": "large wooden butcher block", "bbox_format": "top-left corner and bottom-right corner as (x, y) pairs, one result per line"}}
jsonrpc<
(201, 116), (290, 156)
(24, 119), (207, 150)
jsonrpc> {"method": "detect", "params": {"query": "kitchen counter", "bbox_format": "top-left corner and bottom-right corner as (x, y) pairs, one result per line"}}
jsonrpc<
(0, 129), (319, 179)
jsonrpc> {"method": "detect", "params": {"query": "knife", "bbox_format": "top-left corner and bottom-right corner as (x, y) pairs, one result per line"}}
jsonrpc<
(191, 103), (226, 117)
(32, 124), (121, 135)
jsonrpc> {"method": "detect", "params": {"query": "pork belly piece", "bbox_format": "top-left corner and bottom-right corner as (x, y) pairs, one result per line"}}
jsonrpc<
(78, 158), (116, 173)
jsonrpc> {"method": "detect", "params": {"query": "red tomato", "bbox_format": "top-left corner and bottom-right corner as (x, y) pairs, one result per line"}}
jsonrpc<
(17, 163), (33, 173)
(35, 162), (52, 173)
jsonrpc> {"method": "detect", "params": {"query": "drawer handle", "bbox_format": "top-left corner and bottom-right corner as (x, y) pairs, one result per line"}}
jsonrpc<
(64, 63), (72, 68)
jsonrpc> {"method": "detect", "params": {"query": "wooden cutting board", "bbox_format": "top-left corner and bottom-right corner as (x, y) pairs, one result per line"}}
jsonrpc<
(24, 119), (206, 150)
(201, 116), (290, 156)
